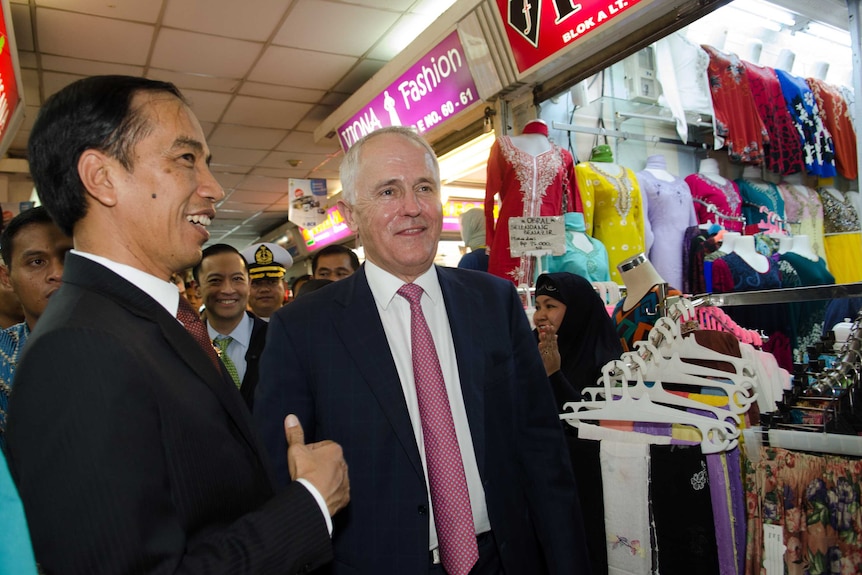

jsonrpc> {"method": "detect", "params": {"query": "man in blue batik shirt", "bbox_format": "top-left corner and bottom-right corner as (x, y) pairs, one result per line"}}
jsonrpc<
(0, 207), (72, 448)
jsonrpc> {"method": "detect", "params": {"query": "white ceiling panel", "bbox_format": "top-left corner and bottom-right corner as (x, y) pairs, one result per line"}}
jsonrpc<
(276, 131), (340, 154)
(17, 51), (38, 69)
(235, 174), (291, 193)
(294, 104), (335, 133)
(250, 166), (309, 179)
(332, 58), (387, 94)
(41, 71), (86, 98)
(367, 14), (426, 61)
(273, 0), (399, 56)
(35, 0), (163, 22)
(150, 28), (263, 79)
(40, 54), (144, 77)
(209, 146), (269, 167)
(162, 0), (291, 41)
(10, 3), (34, 51)
(146, 69), (240, 93)
(20, 69), (39, 103)
(228, 189), (286, 205)
(249, 45), (356, 90)
(348, 0), (415, 11)
(222, 95), (313, 130)
(212, 172), (247, 190)
(180, 89), (233, 122)
(209, 124), (288, 150)
(36, 8), (154, 64)
(238, 82), (325, 103)
(257, 150), (330, 170)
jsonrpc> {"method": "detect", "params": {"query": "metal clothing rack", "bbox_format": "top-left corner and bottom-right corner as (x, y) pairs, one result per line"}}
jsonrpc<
(691, 197), (746, 223)
(551, 121), (708, 150)
(691, 282), (862, 307)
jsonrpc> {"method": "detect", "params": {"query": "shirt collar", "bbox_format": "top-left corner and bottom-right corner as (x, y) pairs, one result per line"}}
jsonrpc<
(365, 261), (441, 309)
(206, 313), (253, 347)
(72, 249), (180, 316)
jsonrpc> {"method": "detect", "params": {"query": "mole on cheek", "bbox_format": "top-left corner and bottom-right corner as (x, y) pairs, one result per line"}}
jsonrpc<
(152, 193), (157, 199)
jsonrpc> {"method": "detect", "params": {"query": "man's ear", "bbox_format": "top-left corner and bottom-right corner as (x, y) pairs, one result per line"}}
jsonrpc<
(0, 264), (11, 290)
(78, 150), (119, 207)
(337, 200), (358, 232)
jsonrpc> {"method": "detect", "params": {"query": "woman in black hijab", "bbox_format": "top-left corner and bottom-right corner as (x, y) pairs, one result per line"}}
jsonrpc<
(534, 272), (623, 408)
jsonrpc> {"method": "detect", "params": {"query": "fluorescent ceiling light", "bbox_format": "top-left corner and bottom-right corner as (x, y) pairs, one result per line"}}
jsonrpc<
(438, 131), (495, 185)
(739, 0), (796, 27)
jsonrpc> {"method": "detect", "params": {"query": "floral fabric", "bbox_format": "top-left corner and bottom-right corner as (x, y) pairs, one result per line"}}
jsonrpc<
(744, 446), (862, 575)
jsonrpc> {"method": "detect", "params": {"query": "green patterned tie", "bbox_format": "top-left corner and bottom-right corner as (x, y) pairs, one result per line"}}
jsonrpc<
(214, 336), (241, 389)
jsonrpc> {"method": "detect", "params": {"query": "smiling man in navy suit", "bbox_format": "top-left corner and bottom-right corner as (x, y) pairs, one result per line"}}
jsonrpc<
(255, 126), (590, 575)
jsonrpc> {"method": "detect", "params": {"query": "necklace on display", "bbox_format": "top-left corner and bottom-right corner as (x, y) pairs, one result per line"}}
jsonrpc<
(590, 162), (633, 218)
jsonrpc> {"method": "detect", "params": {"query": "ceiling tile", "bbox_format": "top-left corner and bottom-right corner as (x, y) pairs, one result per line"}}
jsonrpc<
(40, 55), (144, 77)
(234, 175), (290, 193)
(209, 124), (288, 150)
(209, 146), (269, 167)
(222, 95), (313, 130)
(238, 82), (324, 104)
(20, 69), (39, 104)
(212, 172), (247, 190)
(410, 0), (458, 17)
(321, 91), (349, 108)
(20, 105), (40, 130)
(18, 51), (38, 69)
(35, 0), (162, 22)
(228, 189), (286, 205)
(10, 129), (29, 154)
(147, 69), (240, 93)
(162, 0), (291, 41)
(367, 14), (424, 61)
(250, 45), (356, 90)
(349, 0), (414, 9)
(332, 58), (386, 93)
(250, 166), (309, 179)
(258, 150), (330, 170)
(180, 89), (233, 122)
(36, 8), (154, 65)
(294, 104), (334, 132)
(276, 131), (340, 154)
(10, 3), (34, 51)
(272, 0), (399, 57)
(42, 71), (86, 99)
(150, 28), (262, 79)
(199, 121), (215, 138)
(206, 162), (251, 175)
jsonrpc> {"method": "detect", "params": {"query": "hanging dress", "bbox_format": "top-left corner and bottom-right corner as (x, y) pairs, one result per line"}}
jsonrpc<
(742, 61), (804, 175)
(485, 136), (576, 285)
(702, 45), (769, 164)
(777, 183), (827, 261)
(735, 178), (786, 235)
(774, 69), (837, 178)
(684, 173), (744, 233)
(807, 77), (858, 180)
(577, 162), (646, 284)
(819, 189), (862, 284)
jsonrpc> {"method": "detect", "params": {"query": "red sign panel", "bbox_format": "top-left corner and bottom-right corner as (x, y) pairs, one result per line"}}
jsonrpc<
(0, 6), (19, 147)
(496, 0), (643, 74)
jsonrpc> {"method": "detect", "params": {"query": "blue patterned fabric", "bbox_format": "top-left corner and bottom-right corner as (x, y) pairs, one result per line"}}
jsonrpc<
(716, 252), (781, 292)
(0, 322), (29, 449)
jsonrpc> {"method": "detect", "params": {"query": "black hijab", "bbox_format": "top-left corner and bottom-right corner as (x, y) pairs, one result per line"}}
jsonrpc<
(535, 272), (623, 393)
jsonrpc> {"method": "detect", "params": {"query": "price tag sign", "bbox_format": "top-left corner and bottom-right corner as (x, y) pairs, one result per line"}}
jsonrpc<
(507, 216), (565, 257)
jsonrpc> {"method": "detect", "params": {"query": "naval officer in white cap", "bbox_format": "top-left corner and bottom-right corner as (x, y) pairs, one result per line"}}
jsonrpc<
(240, 242), (293, 321)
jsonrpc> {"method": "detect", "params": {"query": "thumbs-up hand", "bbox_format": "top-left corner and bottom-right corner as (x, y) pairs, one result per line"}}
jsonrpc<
(284, 414), (350, 516)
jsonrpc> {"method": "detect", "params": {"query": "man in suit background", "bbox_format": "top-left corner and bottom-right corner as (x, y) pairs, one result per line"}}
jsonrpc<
(6, 75), (349, 574)
(311, 243), (360, 282)
(194, 243), (268, 409)
(255, 126), (590, 574)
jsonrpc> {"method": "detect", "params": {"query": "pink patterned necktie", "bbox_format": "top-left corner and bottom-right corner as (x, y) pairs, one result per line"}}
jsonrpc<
(176, 296), (220, 370)
(397, 283), (478, 575)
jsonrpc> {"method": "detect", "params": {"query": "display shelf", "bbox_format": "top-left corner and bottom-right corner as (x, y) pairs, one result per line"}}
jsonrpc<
(691, 282), (862, 307)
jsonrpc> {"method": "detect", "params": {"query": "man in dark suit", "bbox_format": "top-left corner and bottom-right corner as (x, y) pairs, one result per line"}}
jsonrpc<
(193, 243), (268, 409)
(6, 75), (349, 574)
(255, 126), (590, 574)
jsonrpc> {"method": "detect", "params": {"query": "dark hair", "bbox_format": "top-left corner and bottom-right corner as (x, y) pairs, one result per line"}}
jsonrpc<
(311, 244), (360, 274)
(296, 278), (334, 299)
(28, 75), (185, 236)
(192, 243), (246, 284)
(0, 206), (64, 269)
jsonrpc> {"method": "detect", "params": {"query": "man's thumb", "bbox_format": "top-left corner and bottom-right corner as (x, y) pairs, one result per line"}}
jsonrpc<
(284, 414), (305, 447)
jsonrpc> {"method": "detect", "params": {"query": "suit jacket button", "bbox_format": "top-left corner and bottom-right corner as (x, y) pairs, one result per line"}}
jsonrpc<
(418, 504), (428, 515)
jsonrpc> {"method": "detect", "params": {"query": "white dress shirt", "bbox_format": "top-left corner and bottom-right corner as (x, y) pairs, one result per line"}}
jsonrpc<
(365, 261), (490, 551)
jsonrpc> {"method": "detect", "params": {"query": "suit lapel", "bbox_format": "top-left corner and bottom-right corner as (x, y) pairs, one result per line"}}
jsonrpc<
(63, 255), (263, 458)
(332, 269), (425, 479)
(437, 267), (486, 478)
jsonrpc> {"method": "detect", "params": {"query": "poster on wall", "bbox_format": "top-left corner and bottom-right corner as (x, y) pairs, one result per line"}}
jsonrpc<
(287, 178), (329, 230)
(495, 0), (644, 74)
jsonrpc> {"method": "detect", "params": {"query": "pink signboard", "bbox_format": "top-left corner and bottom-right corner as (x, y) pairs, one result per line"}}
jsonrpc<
(337, 30), (479, 151)
(299, 205), (353, 251)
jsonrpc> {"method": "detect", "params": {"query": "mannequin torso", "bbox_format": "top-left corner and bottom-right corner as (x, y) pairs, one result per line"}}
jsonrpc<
(507, 133), (551, 157)
(618, 254), (667, 312)
(698, 158), (727, 186)
(732, 235), (769, 273)
(788, 234), (818, 261)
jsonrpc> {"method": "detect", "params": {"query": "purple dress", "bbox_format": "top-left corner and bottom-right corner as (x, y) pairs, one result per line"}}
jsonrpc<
(637, 169), (698, 291)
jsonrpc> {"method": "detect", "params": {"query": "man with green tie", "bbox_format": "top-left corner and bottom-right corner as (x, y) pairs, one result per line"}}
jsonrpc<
(193, 243), (268, 410)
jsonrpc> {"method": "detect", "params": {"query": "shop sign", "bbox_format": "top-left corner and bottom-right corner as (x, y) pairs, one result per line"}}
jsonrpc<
(287, 178), (329, 230)
(299, 204), (353, 250)
(496, 0), (643, 74)
(337, 30), (479, 151)
(0, 8), (20, 147)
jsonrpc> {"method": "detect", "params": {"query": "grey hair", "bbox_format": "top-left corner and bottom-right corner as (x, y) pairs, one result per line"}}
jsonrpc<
(339, 126), (440, 205)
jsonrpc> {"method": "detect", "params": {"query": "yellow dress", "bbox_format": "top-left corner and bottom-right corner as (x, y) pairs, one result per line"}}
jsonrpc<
(819, 188), (862, 283)
(576, 162), (647, 283)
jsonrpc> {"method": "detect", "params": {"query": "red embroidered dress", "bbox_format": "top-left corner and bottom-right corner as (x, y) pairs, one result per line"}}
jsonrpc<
(485, 136), (576, 285)
(807, 78), (858, 180)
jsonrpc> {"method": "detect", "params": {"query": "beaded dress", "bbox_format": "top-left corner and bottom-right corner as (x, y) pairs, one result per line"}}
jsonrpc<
(735, 178), (786, 235)
(684, 174), (744, 233)
(819, 189), (862, 283)
(576, 162), (646, 283)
